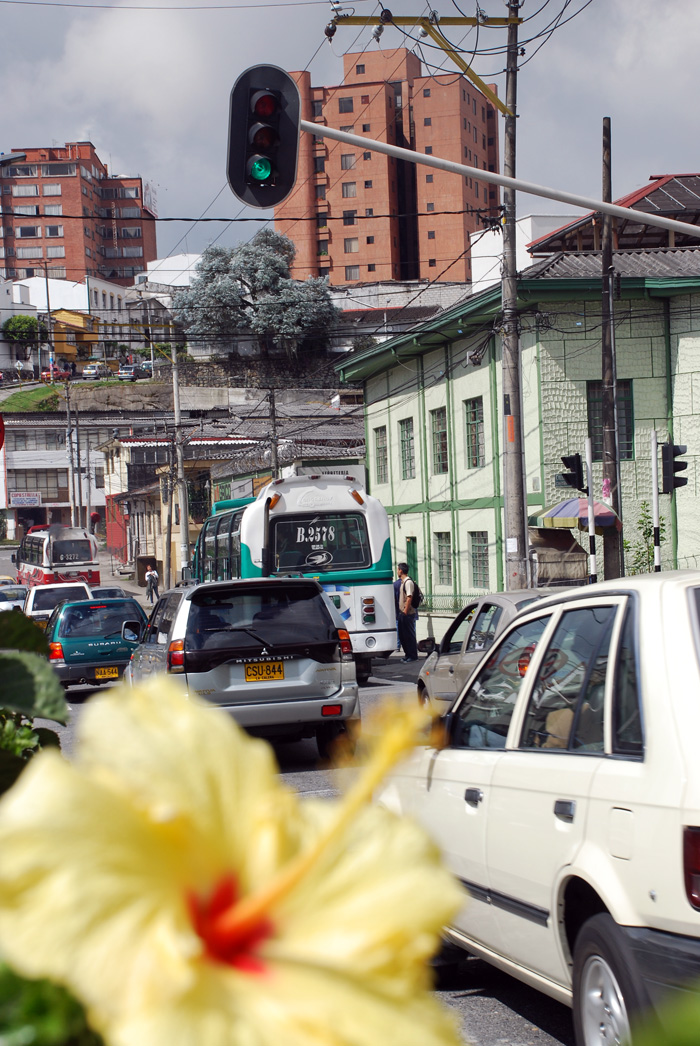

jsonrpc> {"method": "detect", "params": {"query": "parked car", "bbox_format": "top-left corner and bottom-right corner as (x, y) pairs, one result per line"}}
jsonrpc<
(81, 362), (111, 380)
(124, 578), (359, 757)
(45, 597), (147, 688)
(40, 364), (71, 382)
(90, 585), (128, 599)
(0, 576), (18, 587)
(417, 589), (550, 711)
(377, 571), (700, 1045)
(24, 581), (92, 629)
(0, 585), (28, 612)
(117, 363), (148, 381)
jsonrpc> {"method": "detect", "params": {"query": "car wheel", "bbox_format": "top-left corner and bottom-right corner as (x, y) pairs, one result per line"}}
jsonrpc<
(316, 721), (355, 761)
(356, 658), (372, 686)
(573, 913), (652, 1046)
(417, 682), (429, 707)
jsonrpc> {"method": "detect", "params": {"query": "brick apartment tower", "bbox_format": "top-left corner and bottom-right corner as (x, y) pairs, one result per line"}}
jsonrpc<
(275, 50), (501, 286)
(0, 141), (157, 286)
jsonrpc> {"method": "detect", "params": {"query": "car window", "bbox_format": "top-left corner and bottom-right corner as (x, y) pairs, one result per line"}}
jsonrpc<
(441, 603), (477, 654)
(451, 616), (550, 749)
(32, 586), (89, 611)
(156, 593), (183, 644)
(519, 605), (615, 753)
(59, 601), (144, 639)
(465, 602), (504, 652)
(613, 606), (643, 757)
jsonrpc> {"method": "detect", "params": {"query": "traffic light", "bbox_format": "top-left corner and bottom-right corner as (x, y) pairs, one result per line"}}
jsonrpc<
(227, 64), (300, 208)
(661, 440), (688, 493)
(561, 453), (588, 494)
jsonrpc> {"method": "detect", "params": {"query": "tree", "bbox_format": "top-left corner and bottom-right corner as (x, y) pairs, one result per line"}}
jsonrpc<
(172, 232), (339, 357)
(623, 501), (666, 574)
(2, 315), (41, 361)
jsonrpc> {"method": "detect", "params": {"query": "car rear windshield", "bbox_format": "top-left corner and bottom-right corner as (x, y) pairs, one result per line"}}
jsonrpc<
(0, 587), (26, 601)
(52, 540), (93, 564)
(32, 586), (90, 611)
(271, 513), (371, 572)
(58, 601), (142, 638)
(187, 583), (337, 651)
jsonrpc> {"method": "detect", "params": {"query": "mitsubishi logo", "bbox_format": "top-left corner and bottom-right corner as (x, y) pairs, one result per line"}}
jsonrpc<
(260, 648), (269, 656)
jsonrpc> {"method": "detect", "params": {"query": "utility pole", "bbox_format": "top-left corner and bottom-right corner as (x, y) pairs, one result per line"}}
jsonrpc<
(269, 388), (279, 479)
(171, 346), (190, 577)
(163, 454), (173, 591)
(501, 0), (528, 590)
(65, 382), (77, 526)
(601, 117), (623, 578)
(74, 409), (83, 529)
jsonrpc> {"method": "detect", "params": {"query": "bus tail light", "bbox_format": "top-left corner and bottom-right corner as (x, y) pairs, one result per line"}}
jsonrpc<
(268, 492), (281, 509)
(684, 827), (700, 909)
(361, 597), (376, 624)
(337, 628), (353, 657)
(48, 642), (64, 661)
(167, 639), (185, 673)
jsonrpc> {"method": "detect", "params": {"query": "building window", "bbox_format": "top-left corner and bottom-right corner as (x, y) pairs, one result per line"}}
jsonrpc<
(44, 204), (62, 216)
(355, 63), (365, 74)
(424, 117), (432, 126)
(315, 185), (326, 200)
(427, 230), (435, 239)
(423, 88), (431, 97)
(94, 467), (105, 489)
(344, 265), (359, 281)
(426, 202), (435, 211)
(16, 246), (42, 259)
(316, 213), (327, 228)
(121, 246), (143, 258)
(365, 207), (374, 216)
(361, 94), (370, 104)
(368, 263), (376, 272)
(45, 225), (63, 238)
(364, 179), (372, 188)
(425, 146), (433, 154)
(12, 185), (39, 197)
(464, 397), (485, 467)
(428, 258), (436, 267)
(363, 152), (371, 160)
(318, 266), (330, 277)
(435, 532), (452, 585)
(362, 123), (370, 132)
(431, 407), (448, 474)
(341, 182), (357, 198)
(366, 236), (374, 244)
(342, 209), (357, 225)
(317, 240), (329, 255)
(426, 174), (433, 183)
(312, 99), (323, 117)
(13, 205), (39, 216)
(339, 97), (354, 113)
(340, 126), (354, 133)
(341, 154), (356, 170)
(374, 426), (388, 484)
(399, 418), (416, 480)
(8, 468), (68, 502)
(344, 238), (359, 253)
(43, 183), (62, 196)
(470, 532), (489, 589)
(314, 157), (325, 173)
(18, 226), (40, 237)
(587, 379), (634, 460)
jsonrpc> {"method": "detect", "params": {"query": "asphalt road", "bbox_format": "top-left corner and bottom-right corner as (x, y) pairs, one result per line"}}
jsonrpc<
(0, 543), (573, 1046)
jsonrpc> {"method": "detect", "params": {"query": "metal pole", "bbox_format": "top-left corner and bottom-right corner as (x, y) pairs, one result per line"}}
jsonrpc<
(65, 382), (77, 526)
(171, 346), (190, 576)
(269, 388), (279, 479)
(44, 264), (55, 383)
(651, 430), (661, 571)
(74, 409), (83, 529)
(86, 439), (92, 530)
(586, 437), (597, 584)
(501, 0), (527, 590)
(163, 451), (173, 591)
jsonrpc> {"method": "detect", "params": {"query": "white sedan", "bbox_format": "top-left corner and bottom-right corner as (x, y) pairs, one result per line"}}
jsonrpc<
(378, 571), (700, 1046)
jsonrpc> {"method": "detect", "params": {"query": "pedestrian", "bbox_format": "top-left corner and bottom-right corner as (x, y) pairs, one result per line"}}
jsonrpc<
(145, 563), (159, 604)
(393, 573), (402, 651)
(396, 561), (418, 663)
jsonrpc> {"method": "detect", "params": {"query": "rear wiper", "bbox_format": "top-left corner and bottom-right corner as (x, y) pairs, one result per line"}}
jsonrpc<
(212, 626), (274, 647)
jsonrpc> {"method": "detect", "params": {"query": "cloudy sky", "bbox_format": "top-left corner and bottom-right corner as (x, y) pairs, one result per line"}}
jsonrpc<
(3, 0), (698, 269)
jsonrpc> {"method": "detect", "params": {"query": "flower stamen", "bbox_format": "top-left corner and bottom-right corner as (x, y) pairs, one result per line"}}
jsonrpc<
(188, 875), (273, 973)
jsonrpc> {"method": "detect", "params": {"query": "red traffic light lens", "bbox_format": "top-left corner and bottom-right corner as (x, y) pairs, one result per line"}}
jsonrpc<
(252, 125), (278, 150)
(253, 92), (277, 119)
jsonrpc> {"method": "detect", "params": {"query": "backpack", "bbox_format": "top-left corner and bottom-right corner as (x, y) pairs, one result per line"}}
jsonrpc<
(403, 578), (423, 610)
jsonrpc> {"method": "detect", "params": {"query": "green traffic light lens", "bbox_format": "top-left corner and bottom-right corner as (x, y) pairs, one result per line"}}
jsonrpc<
(249, 156), (273, 182)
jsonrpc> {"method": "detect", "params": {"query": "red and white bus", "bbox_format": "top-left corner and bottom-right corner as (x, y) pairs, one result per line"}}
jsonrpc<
(14, 526), (100, 587)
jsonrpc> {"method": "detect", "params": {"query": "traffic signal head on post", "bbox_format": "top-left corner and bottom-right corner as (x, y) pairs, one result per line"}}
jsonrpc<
(227, 65), (300, 208)
(661, 440), (688, 494)
(561, 452), (588, 494)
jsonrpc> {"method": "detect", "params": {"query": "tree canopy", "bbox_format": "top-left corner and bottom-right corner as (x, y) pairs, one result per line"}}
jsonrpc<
(2, 315), (41, 353)
(172, 231), (338, 356)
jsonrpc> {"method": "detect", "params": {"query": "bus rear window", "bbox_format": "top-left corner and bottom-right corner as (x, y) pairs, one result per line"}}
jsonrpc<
(52, 540), (93, 563)
(272, 514), (371, 572)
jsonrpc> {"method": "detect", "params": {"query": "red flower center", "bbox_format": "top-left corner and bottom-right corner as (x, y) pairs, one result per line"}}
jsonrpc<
(188, 875), (273, 973)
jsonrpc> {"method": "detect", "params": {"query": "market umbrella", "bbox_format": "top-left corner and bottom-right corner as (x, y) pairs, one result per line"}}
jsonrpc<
(528, 498), (622, 535)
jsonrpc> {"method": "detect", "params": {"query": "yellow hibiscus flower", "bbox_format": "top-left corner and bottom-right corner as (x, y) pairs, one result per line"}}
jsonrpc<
(0, 680), (464, 1046)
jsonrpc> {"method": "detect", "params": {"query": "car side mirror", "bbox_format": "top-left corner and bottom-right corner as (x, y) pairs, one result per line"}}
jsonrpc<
(122, 620), (143, 642)
(417, 637), (436, 655)
(428, 710), (454, 750)
(10, 554), (15, 564)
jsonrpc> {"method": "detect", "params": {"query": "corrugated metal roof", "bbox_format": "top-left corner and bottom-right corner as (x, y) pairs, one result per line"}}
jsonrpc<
(522, 246), (700, 280)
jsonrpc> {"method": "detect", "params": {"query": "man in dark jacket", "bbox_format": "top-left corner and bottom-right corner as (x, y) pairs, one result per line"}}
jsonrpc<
(397, 562), (418, 662)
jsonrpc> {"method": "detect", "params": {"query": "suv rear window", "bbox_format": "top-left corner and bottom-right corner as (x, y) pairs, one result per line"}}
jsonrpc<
(58, 600), (142, 638)
(187, 582), (337, 651)
(32, 586), (89, 611)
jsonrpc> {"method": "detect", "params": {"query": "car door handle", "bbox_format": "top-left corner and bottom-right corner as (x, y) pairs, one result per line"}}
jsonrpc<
(449, 666), (454, 674)
(464, 787), (484, 806)
(554, 799), (576, 822)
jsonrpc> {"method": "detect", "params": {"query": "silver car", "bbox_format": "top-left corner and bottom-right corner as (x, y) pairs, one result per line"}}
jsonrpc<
(417, 589), (550, 711)
(125, 578), (359, 757)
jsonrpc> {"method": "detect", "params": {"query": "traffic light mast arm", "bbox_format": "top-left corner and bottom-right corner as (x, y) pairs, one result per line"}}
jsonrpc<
(328, 14), (518, 117)
(298, 121), (700, 243)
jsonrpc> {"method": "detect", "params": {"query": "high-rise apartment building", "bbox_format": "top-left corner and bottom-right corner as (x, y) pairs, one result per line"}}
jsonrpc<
(0, 141), (157, 286)
(275, 50), (500, 286)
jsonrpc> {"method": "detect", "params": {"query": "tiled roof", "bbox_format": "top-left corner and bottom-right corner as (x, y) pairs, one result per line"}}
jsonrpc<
(527, 175), (700, 254)
(522, 246), (700, 280)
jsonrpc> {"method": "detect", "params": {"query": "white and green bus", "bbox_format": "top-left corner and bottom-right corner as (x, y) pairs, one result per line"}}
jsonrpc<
(192, 475), (395, 684)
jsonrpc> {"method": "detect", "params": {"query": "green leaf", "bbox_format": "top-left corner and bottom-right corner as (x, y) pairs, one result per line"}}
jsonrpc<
(0, 747), (28, 794)
(0, 652), (68, 723)
(0, 613), (50, 656)
(0, 964), (103, 1046)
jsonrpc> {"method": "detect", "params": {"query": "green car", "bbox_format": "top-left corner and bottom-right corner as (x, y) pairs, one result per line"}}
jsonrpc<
(45, 597), (147, 689)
